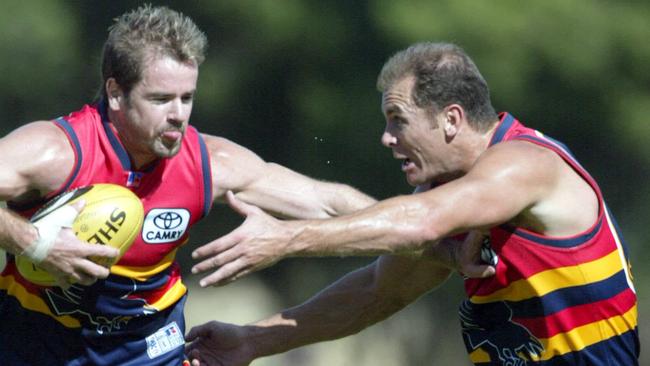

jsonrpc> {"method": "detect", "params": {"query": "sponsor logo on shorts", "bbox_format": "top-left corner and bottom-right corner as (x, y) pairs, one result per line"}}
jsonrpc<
(146, 321), (185, 359)
(142, 208), (190, 244)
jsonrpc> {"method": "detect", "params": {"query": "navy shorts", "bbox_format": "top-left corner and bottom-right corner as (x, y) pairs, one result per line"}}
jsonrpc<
(0, 292), (189, 366)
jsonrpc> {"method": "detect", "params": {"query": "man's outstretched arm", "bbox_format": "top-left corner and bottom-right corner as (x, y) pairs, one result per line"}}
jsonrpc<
(192, 140), (551, 286)
(203, 134), (377, 220)
(186, 253), (452, 366)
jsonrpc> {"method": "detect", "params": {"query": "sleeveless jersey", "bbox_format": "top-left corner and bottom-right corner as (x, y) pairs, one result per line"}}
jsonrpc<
(0, 102), (213, 333)
(460, 113), (638, 365)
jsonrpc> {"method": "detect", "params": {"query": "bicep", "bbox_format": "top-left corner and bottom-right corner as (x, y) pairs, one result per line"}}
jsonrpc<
(239, 163), (375, 219)
(0, 122), (73, 201)
(422, 142), (556, 236)
(206, 134), (372, 219)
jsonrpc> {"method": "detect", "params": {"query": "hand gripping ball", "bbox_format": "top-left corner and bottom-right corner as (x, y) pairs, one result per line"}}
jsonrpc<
(16, 184), (144, 286)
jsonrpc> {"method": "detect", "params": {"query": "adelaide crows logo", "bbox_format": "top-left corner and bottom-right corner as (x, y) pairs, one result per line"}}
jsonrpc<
(44, 284), (143, 334)
(460, 300), (543, 365)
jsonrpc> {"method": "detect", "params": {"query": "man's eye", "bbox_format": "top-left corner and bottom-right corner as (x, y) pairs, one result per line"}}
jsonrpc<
(181, 95), (194, 103)
(150, 95), (172, 103)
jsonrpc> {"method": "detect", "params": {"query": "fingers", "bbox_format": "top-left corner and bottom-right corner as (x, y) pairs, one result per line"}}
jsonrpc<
(59, 229), (119, 270)
(225, 191), (255, 217)
(198, 259), (251, 287)
(456, 231), (497, 278)
(185, 323), (214, 366)
(462, 264), (496, 278)
(84, 244), (120, 263)
(192, 240), (242, 275)
(54, 276), (73, 290)
(186, 322), (214, 342)
(48, 256), (112, 288)
(192, 231), (241, 261)
(76, 256), (112, 279)
(68, 199), (86, 214)
(50, 204), (81, 228)
(190, 355), (202, 366)
(44, 229), (117, 286)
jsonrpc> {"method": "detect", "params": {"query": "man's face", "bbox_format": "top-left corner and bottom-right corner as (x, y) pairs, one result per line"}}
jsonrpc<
(113, 55), (198, 167)
(381, 76), (451, 186)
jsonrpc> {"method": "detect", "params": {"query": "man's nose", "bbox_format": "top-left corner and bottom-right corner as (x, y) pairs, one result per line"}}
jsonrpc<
(381, 130), (396, 147)
(168, 99), (188, 125)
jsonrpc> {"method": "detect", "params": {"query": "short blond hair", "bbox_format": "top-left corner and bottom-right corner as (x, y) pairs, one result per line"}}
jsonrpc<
(99, 5), (207, 99)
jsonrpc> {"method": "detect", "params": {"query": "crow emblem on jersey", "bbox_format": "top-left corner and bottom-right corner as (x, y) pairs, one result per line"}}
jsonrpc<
(460, 301), (543, 365)
(45, 286), (135, 334)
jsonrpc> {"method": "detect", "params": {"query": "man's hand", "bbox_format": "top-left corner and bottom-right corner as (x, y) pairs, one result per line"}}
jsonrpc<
(185, 321), (256, 366)
(192, 191), (294, 287)
(425, 231), (496, 278)
(455, 231), (496, 278)
(26, 200), (119, 288)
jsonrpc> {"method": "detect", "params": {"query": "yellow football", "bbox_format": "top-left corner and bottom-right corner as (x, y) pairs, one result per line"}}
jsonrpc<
(16, 183), (144, 286)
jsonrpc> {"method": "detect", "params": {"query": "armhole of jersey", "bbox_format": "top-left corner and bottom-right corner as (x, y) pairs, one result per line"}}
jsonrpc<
(6, 119), (83, 212)
(502, 134), (606, 248)
(513, 134), (603, 204)
(51, 118), (83, 196)
(195, 129), (213, 218)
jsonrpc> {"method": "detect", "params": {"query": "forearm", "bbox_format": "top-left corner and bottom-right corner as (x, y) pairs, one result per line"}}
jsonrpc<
(242, 256), (451, 359)
(317, 182), (377, 216)
(225, 157), (377, 220)
(243, 265), (407, 357)
(0, 207), (38, 255)
(287, 194), (441, 257)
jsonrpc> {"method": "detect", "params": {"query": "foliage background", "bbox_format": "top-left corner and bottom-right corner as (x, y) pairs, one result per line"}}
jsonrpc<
(1, 1), (648, 364)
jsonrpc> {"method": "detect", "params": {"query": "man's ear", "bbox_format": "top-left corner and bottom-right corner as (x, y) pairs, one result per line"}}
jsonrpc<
(443, 104), (465, 138)
(106, 78), (123, 111)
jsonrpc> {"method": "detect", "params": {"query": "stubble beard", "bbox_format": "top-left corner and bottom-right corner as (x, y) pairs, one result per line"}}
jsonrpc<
(152, 137), (183, 159)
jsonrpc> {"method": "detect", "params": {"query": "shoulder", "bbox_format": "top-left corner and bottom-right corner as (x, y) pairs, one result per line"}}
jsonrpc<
(7, 120), (67, 140)
(454, 139), (566, 219)
(200, 133), (242, 155)
(467, 139), (592, 233)
(471, 139), (563, 185)
(199, 133), (269, 200)
(0, 121), (75, 199)
(3, 121), (72, 159)
(200, 133), (265, 166)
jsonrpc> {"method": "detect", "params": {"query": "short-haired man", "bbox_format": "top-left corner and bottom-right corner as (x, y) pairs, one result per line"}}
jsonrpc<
(0, 5), (377, 365)
(188, 42), (639, 365)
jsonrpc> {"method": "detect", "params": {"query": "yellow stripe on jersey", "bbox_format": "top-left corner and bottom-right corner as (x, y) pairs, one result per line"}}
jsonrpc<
(535, 304), (637, 361)
(111, 248), (178, 281)
(471, 250), (622, 303)
(0, 274), (80, 328)
(469, 305), (637, 363)
(143, 279), (187, 312)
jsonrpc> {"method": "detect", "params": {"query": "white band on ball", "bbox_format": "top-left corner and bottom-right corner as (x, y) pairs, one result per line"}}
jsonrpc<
(22, 205), (79, 263)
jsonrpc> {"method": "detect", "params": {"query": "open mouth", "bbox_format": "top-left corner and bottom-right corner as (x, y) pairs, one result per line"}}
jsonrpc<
(401, 157), (415, 171)
(161, 130), (183, 142)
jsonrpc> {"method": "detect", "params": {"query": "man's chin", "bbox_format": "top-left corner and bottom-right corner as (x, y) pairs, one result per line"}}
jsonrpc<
(155, 144), (182, 159)
(405, 174), (423, 187)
